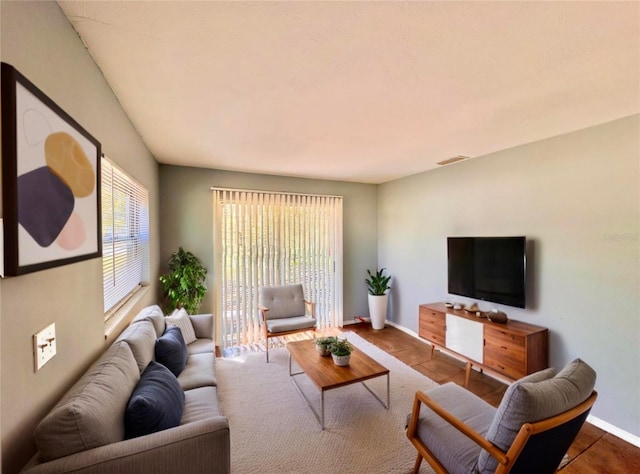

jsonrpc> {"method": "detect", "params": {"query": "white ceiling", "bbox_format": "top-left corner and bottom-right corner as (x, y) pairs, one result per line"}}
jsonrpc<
(58, 1), (639, 184)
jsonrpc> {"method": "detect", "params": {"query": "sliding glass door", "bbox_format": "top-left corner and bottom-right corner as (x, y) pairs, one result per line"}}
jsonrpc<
(213, 189), (343, 350)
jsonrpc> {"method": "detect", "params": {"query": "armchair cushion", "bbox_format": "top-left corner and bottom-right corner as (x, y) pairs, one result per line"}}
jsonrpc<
(266, 315), (317, 334)
(478, 360), (595, 473)
(413, 382), (496, 473)
(260, 284), (306, 320)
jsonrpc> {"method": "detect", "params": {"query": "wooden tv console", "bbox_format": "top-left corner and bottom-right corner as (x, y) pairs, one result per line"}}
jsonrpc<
(419, 303), (548, 386)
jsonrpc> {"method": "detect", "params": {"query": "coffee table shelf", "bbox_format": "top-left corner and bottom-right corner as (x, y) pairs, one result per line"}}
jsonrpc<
(287, 339), (390, 430)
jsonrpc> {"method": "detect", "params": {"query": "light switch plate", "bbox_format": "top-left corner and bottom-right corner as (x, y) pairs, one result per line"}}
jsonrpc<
(34, 323), (56, 371)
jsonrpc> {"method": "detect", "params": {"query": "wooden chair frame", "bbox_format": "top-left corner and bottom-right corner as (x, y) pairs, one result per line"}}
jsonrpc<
(406, 389), (597, 474)
(259, 300), (316, 362)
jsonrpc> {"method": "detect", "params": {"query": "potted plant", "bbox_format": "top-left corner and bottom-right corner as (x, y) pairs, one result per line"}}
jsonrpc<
(314, 336), (337, 356)
(329, 338), (354, 366)
(159, 247), (207, 314)
(366, 268), (392, 330)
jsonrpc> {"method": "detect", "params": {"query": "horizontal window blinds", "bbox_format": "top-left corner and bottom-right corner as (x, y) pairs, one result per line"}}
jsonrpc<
(102, 158), (149, 315)
(213, 188), (343, 350)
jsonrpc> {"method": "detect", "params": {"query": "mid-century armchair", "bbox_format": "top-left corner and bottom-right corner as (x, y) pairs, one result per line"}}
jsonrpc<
(259, 284), (317, 362)
(406, 358), (597, 474)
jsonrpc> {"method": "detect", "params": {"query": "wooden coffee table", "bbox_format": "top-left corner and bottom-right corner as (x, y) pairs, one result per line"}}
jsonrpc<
(287, 339), (390, 430)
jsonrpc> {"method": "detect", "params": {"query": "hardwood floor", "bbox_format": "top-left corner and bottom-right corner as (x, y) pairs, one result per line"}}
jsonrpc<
(335, 323), (640, 473)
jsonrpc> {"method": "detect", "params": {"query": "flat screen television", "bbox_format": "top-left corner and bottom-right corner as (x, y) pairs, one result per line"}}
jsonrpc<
(447, 236), (527, 309)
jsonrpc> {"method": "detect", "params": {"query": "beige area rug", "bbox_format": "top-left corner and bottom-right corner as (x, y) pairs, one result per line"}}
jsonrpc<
(216, 332), (437, 473)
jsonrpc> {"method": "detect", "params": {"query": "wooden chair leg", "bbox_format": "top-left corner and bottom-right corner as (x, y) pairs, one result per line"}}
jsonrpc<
(413, 453), (423, 474)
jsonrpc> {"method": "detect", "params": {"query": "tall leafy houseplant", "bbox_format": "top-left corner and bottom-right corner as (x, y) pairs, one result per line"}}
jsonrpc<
(366, 268), (392, 330)
(159, 247), (207, 314)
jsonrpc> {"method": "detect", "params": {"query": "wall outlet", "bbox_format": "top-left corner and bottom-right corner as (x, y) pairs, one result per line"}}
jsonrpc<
(33, 323), (56, 371)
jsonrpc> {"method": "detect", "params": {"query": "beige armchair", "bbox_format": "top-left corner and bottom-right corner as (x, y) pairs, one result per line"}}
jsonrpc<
(407, 358), (597, 473)
(259, 284), (317, 362)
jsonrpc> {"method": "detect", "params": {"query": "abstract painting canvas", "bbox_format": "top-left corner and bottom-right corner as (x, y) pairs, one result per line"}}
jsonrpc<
(1, 63), (101, 276)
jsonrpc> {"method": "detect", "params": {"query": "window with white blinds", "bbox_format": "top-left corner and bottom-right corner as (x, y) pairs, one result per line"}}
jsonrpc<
(102, 157), (150, 315)
(213, 188), (343, 350)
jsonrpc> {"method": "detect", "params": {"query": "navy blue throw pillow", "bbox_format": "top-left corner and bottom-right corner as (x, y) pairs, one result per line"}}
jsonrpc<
(124, 361), (185, 439)
(155, 326), (188, 376)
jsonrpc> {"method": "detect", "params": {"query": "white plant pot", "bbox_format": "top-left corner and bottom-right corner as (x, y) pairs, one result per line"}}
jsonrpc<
(316, 344), (331, 356)
(368, 293), (389, 330)
(332, 353), (351, 366)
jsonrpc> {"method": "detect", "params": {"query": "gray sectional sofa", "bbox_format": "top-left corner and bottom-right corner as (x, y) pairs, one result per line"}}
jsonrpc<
(21, 305), (230, 474)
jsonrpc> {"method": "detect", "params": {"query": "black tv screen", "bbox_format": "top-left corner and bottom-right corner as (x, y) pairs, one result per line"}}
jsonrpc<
(448, 237), (526, 309)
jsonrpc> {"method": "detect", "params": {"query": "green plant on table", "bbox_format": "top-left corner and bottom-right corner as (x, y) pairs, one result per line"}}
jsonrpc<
(159, 247), (207, 314)
(330, 339), (354, 356)
(366, 268), (392, 296)
(314, 336), (337, 347)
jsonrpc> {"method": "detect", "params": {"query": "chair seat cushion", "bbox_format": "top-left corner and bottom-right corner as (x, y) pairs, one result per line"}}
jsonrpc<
(412, 382), (496, 474)
(266, 316), (317, 333)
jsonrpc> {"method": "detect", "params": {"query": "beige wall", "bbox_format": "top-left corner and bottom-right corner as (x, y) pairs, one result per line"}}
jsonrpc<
(158, 165), (378, 336)
(378, 115), (640, 437)
(0, 2), (160, 472)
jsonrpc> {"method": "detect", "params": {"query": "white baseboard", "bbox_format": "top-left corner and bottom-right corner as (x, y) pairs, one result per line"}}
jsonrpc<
(587, 415), (640, 447)
(385, 320), (640, 447)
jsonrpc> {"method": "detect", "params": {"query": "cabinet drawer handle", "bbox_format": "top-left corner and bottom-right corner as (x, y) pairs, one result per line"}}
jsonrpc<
(501, 345), (508, 350)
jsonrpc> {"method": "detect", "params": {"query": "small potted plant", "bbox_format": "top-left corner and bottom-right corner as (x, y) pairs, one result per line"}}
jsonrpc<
(330, 338), (354, 366)
(366, 268), (392, 330)
(314, 336), (337, 356)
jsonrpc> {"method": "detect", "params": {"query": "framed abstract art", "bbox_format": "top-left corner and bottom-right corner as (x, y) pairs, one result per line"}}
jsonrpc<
(1, 63), (101, 276)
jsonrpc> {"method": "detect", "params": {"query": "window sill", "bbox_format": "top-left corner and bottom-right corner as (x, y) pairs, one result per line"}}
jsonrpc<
(104, 285), (150, 344)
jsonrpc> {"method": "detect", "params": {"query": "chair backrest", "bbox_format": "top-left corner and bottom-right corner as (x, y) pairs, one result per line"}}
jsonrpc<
(478, 358), (597, 473)
(505, 392), (596, 473)
(260, 284), (306, 320)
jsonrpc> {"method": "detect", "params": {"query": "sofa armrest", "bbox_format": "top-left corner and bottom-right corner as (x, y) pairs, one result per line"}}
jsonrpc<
(189, 314), (213, 339)
(22, 417), (230, 474)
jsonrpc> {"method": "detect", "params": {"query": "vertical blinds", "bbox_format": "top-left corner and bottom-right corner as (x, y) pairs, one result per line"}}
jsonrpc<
(102, 157), (150, 315)
(213, 188), (343, 349)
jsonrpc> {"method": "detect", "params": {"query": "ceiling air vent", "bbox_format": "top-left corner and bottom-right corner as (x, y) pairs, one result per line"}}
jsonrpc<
(437, 155), (469, 166)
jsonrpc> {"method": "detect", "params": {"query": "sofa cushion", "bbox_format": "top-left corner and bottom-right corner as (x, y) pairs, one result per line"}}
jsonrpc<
(131, 304), (166, 337)
(181, 386), (222, 424)
(34, 341), (140, 462)
(155, 326), (189, 376)
(187, 338), (215, 355)
(116, 320), (157, 373)
(478, 361), (594, 473)
(166, 308), (197, 344)
(189, 313), (214, 339)
(125, 361), (185, 439)
(178, 352), (218, 390)
(260, 284), (306, 320)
